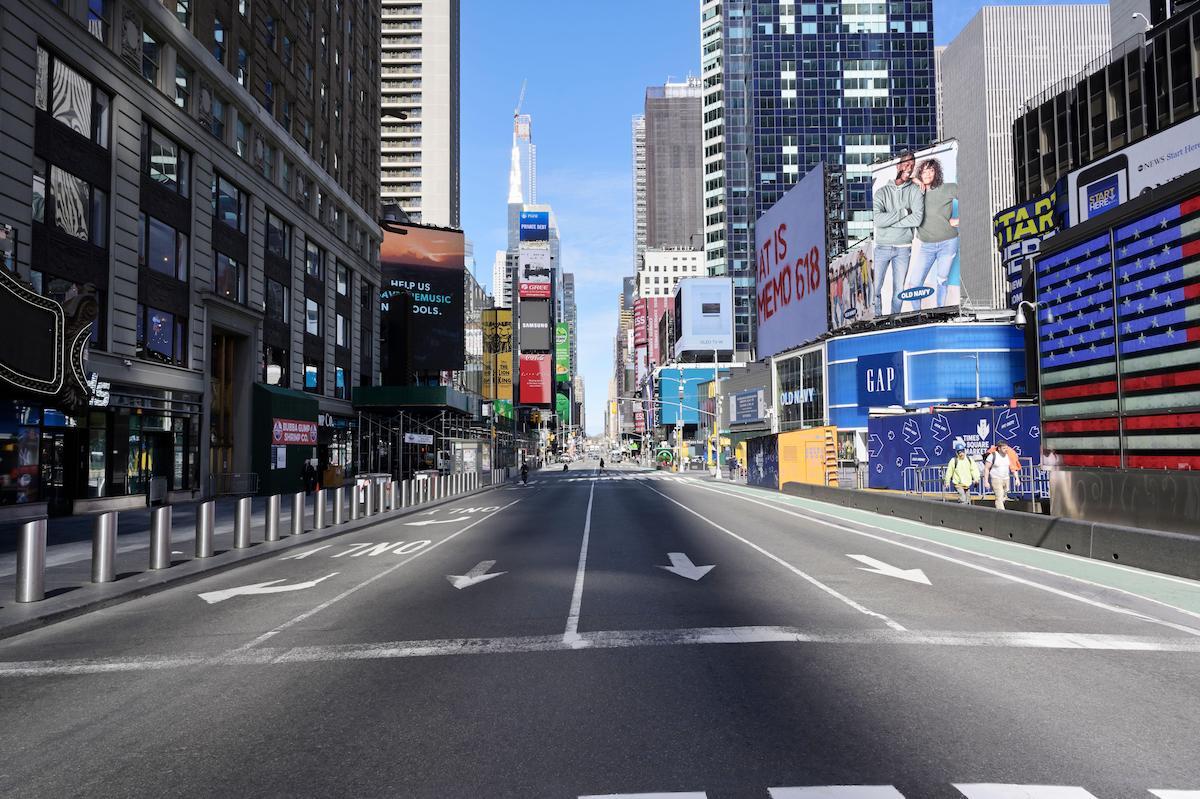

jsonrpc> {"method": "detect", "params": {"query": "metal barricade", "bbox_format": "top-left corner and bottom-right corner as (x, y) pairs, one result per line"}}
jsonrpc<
(210, 473), (260, 497)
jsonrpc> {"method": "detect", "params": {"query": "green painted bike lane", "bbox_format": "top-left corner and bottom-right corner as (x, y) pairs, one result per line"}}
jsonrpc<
(683, 478), (1200, 619)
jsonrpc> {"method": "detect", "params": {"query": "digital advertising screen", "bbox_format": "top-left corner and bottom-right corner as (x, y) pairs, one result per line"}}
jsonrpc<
(380, 225), (465, 374)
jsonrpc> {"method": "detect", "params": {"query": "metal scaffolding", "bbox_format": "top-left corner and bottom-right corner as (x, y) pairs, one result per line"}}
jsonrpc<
(353, 408), (520, 479)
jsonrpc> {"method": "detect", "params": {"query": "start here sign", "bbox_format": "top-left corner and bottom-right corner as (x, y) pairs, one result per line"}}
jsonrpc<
(754, 163), (829, 359)
(272, 418), (318, 446)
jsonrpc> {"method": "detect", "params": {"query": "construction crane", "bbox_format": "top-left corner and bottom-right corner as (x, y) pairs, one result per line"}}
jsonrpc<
(514, 79), (526, 120)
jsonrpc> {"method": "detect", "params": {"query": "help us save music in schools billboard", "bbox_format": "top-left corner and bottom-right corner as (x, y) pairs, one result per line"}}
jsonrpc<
(755, 163), (829, 359)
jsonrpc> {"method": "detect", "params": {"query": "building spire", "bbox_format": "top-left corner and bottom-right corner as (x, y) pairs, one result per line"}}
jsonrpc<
(508, 124), (523, 205)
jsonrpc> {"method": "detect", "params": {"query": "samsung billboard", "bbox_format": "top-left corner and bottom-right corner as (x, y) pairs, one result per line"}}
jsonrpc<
(755, 164), (829, 358)
(518, 299), (552, 352)
(672, 277), (733, 358)
(380, 225), (465, 375)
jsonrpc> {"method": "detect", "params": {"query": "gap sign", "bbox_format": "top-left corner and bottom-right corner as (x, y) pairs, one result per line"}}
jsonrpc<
(856, 352), (904, 409)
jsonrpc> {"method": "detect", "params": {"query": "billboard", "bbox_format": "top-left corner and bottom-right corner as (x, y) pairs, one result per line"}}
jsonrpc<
(556, 390), (570, 423)
(555, 322), (571, 382)
(730, 389), (765, 424)
(993, 179), (1068, 309)
(828, 241), (873, 331)
(380, 225), (465, 373)
(755, 163), (828, 358)
(866, 141), (963, 319)
(518, 248), (553, 299)
(519, 210), (550, 243)
(866, 406), (1041, 491)
(658, 367), (712, 425)
(673, 277), (734, 357)
(518, 299), (551, 351)
(632, 298), (648, 346)
(482, 309), (513, 401)
(1067, 114), (1200, 226)
(519, 353), (552, 405)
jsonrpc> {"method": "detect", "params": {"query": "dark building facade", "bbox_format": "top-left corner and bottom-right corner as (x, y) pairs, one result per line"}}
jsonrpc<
(644, 78), (703, 250)
(0, 0), (381, 514)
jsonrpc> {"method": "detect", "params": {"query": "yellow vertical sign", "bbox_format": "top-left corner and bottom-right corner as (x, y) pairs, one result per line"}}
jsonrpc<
(495, 308), (513, 401)
(482, 309), (497, 400)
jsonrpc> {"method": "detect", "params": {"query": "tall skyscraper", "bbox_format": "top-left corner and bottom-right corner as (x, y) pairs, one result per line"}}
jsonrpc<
(492, 251), (510, 307)
(644, 78), (703, 250)
(940, 4), (1109, 307)
(632, 114), (647, 272)
(701, 0), (938, 355)
(380, 0), (460, 227)
(515, 113), (537, 204)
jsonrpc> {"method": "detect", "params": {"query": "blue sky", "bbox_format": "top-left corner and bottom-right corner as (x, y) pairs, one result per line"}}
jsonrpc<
(459, 0), (1107, 435)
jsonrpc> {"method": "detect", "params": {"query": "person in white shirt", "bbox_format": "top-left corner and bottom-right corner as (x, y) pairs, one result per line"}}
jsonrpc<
(983, 441), (1019, 510)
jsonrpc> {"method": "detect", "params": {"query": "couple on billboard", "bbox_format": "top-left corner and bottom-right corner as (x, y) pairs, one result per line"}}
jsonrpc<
(872, 149), (961, 316)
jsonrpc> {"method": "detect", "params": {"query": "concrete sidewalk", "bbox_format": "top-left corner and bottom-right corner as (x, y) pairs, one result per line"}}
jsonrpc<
(0, 477), (512, 641)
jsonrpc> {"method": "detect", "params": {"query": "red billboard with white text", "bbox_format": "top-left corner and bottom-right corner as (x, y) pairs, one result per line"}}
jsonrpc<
(519, 353), (553, 405)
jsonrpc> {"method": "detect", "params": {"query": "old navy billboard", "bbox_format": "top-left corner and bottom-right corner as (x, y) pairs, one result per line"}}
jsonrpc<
(866, 406), (1040, 491)
(755, 163), (829, 358)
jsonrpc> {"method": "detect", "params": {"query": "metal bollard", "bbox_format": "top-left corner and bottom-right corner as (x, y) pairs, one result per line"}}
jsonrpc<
(433, 476), (442, 501)
(234, 496), (253, 548)
(378, 482), (387, 513)
(388, 481), (399, 511)
(291, 492), (306, 535)
(401, 480), (411, 508)
(334, 486), (346, 524)
(92, 511), (118, 583)
(265, 494), (281, 542)
(364, 482), (375, 517)
(195, 500), (215, 558)
(314, 489), (327, 530)
(350, 484), (362, 520)
(149, 506), (172, 570)
(16, 519), (47, 602)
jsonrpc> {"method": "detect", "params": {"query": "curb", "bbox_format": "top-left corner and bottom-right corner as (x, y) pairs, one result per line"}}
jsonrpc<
(0, 481), (512, 642)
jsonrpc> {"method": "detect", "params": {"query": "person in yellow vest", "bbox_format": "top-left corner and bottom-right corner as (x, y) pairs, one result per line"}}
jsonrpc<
(943, 441), (979, 504)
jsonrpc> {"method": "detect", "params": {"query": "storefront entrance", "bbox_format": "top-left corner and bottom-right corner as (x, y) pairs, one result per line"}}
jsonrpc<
(39, 428), (80, 516)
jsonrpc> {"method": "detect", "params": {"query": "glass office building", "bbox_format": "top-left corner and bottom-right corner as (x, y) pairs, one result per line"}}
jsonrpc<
(702, 1), (938, 355)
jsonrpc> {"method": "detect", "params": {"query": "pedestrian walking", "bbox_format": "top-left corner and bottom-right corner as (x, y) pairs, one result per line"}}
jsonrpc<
(728, 456), (738, 479)
(983, 441), (1019, 510)
(302, 460), (317, 495)
(943, 442), (979, 504)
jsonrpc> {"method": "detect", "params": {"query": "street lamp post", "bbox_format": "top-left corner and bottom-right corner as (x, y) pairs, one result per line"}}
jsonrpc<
(712, 347), (722, 480)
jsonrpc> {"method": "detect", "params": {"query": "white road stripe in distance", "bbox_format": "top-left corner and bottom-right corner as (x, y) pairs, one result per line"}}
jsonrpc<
(1151, 791), (1200, 798)
(3, 626), (1199, 678)
(563, 480), (596, 646)
(644, 485), (906, 632)
(682, 481), (1200, 637)
(229, 497), (524, 652)
(687, 477), (1200, 610)
(580, 793), (707, 798)
(953, 786), (1099, 798)
(770, 787), (905, 798)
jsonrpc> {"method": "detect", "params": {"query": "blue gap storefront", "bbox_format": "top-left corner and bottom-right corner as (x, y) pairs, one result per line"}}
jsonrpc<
(827, 323), (1027, 466)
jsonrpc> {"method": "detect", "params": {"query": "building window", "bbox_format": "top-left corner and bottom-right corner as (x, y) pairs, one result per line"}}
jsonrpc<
(305, 297), (321, 336)
(263, 80), (274, 114)
(140, 213), (188, 280)
(236, 47), (249, 88)
(210, 95), (226, 141)
(174, 63), (192, 110)
(235, 116), (247, 159)
(336, 262), (349, 295)
(136, 304), (186, 366)
(212, 17), (225, 65)
(212, 173), (247, 232)
(87, 0), (111, 42)
(265, 213), (289, 262)
(335, 313), (349, 347)
(238, 0), (248, 17)
(143, 124), (190, 197)
(264, 17), (276, 50)
(37, 160), (108, 247)
(304, 360), (321, 393)
(168, 1), (190, 27)
(142, 32), (161, 87)
(282, 36), (292, 68)
(305, 238), (323, 279)
(264, 345), (287, 385)
(334, 366), (347, 399)
(35, 47), (111, 148)
(266, 278), (289, 323)
(214, 253), (244, 302)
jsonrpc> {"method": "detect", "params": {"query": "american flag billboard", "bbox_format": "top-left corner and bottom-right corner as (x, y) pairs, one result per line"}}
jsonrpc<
(1038, 189), (1200, 470)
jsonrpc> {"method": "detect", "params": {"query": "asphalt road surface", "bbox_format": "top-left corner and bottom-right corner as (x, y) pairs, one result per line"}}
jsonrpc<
(2, 461), (1200, 798)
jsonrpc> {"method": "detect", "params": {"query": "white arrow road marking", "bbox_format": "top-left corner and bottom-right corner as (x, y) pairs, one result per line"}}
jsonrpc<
(281, 545), (333, 560)
(954, 786), (1099, 798)
(771, 788), (904, 798)
(656, 552), (715, 581)
(198, 573), (337, 604)
(446, 560), (506, 589)
(846, 554), (931, 585)
(404, 518), (460, 527)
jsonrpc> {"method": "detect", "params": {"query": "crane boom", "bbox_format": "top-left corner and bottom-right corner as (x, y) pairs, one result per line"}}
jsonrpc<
(514, 79), (526, 118)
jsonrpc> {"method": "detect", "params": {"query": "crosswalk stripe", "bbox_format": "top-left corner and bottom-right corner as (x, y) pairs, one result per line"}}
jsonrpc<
(1151, 793), (1200, 798)
(580, 794), (707, 798)
(770, 787), (904, 798)
(954, 786), (1099, 798)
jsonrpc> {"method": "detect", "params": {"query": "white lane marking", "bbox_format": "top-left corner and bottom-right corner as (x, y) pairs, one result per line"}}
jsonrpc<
(281, 545), (333, 560)
(657, 552), (715, 581)
(563, 480), (597, 646)
(846, 554), (931, 585)
(231, 498), (523, 651)
(954, 786), (1099, 798)
(685, 482), (1200, 638)
(581, 794), (706, 798)
(446, 560), (506, 590)
(5, 626), (1200, 678)
(694, 480), (1200, 617)
(771, 788), (905, 798)
(404, 518), (459, 527)
(1152, 792), (1200, 798)
(645, 485), (906, 632)
(198, 573), (337, 604)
